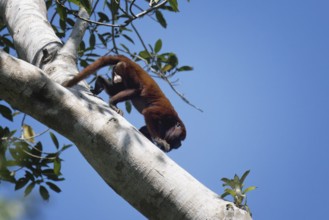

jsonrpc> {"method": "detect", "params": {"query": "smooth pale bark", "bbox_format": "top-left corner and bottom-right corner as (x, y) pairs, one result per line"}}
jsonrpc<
(0, 0), (252, 219)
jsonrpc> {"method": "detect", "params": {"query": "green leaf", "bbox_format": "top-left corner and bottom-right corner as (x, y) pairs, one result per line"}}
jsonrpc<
(46, 182), (62, 193)
(177, 66), (193, 72)
(30, 142), (43, 162)
(167, 53), (178, 67)
(220, 191), (230, 199)
(24, 182), (35, 197)
(139, 50), (151, 59)
(5, 160), (19, 167)
(90, 33), (96, 48)
(98, 12), (110, 22)
(125, 101), (132, 114)
(224, 188), (237, 197)
(221, 177), (234, 187)
(123, 34), (134, 44)
(108, 0), (119, 15)
(25, 171), (35, 182)
(39, 185), (50, 201)
(49, 132), (59, 149)
(240, 170), (250, 185)
(233, 174), (240, 185)
(68, 0), (92, 15)
(154, 39), (162, 53)
(56, 3), (66, 21)
(168, 0), (179, 12)
(15, 178), (29, 191)
(42, 169), (56, 177)
(243, 186), (257, 195)
(60, 144), (72, 152)
(162, 64), (173, 72)
(120, 44), (130, 53)
(0, 169), (16, 182)
(42, 169), (64, 181)
(155, 11), (167, 28)
(0, 104), (13, 121)
(53, 158), (61, 176)
(97, 33), (107, 47)
(45, 0), (52, 9)
(22, 124), (35, 143)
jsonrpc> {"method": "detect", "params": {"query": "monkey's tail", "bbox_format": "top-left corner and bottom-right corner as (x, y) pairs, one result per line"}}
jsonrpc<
(63, 55), (128, 87)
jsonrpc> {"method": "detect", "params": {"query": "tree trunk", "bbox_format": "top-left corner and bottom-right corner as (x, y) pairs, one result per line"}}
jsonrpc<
(0, 0), (252, 219)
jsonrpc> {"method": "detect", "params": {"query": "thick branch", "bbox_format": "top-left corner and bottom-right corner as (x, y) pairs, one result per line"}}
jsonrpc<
(61, 1), (92, 60)
(0, 50), (251, 220)
(1, 0), (62, 63)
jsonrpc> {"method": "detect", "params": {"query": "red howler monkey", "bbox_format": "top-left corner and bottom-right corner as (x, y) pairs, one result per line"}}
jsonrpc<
(63, 55), (186, 152)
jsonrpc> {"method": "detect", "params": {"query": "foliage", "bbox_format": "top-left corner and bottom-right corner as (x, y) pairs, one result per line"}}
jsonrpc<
(0, 102), (71, 200)
(52, 0), (192, 77)
(220, 170), (256, 216)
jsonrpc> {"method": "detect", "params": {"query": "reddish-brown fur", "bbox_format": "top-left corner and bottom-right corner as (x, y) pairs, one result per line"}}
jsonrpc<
(64, 55), (186, 152)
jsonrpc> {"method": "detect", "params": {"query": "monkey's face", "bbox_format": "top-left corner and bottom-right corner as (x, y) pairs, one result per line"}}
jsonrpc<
(113, 71), (122, 84)
(165, 122), (186, 150)
(112, 63), (124, 84)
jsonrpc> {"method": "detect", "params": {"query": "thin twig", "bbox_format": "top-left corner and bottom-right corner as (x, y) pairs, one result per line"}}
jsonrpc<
(129, 0), (137, 18)
(151, 67), (204, 112)
(131, 23), (149, 54)
(56, 0), (168, 27)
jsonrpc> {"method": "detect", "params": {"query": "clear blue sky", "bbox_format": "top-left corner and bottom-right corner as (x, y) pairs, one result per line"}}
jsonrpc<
(2, 0), (329, 219)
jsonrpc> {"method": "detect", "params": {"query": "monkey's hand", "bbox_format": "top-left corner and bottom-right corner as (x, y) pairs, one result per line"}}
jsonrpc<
(90, 87), (103, 95)
(154, 137), (171, 152)
(110, 104), (124, 116)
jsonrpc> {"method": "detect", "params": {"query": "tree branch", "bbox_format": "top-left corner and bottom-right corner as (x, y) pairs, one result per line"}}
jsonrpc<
(61, 3), (91, 60)
(0, 49), (251, 220)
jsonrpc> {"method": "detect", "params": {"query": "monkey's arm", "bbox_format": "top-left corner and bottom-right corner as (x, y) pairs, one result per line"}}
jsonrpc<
(110, 89), (139, 105)
(105, 88), (140, 115)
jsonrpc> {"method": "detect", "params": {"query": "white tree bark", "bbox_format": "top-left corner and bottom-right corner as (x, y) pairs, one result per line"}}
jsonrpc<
(0, 0), (252, 219)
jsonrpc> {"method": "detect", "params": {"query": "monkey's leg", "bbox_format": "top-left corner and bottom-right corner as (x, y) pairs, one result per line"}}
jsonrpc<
(142, 108), (171, 152)
(139, 126), (152, 140)
(91, 76), (124, 96)
(90, 76), (106, 95)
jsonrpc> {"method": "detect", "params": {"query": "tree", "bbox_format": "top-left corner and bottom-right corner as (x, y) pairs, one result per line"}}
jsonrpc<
(0, 0), (252, 219)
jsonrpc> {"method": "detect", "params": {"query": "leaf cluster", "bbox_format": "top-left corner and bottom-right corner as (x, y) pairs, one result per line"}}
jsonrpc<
(220, 170), (256, 216)
(138, 39), (193, 77)
(50, 0), (193, 76)
(0, 103), (71, 201)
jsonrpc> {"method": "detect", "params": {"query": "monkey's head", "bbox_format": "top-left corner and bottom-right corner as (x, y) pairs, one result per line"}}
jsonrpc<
(164, 120), (186, 151)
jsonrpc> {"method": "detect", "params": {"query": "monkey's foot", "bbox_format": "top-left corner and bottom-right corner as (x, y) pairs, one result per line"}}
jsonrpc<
(110, 104), (124, 116)
(154, 138), (171, 152)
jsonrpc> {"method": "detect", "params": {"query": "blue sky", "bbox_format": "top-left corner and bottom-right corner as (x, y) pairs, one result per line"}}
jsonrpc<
(2, 0), (329, 219)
